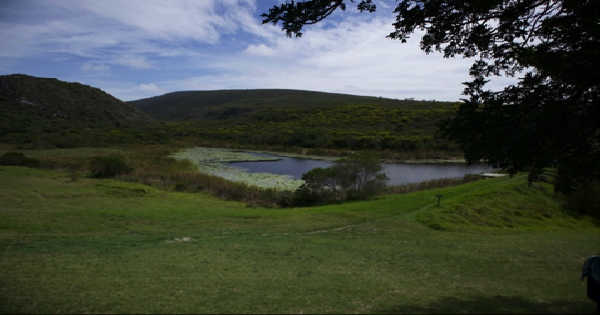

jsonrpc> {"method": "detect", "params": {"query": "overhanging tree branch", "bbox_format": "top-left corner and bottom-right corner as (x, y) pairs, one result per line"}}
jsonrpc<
(261, 0), (599, 193)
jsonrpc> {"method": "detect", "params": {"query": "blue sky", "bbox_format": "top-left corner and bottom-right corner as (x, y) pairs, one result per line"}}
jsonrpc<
(0, 0), (515, 102)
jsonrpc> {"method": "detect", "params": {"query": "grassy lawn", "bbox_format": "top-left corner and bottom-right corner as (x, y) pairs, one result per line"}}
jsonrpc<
(1, 166), (598, 314)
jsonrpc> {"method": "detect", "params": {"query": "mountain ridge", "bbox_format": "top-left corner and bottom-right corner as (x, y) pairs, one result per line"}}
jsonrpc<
(127, 89), (450, 122)
(0, 74), (459, 157)
(128, 88), (459, 155)
(0, 74), (155, 132)
(0, 74), (159, 148)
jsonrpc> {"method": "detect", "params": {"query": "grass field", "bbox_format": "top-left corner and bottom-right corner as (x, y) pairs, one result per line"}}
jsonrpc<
(1, 165), (599, 314)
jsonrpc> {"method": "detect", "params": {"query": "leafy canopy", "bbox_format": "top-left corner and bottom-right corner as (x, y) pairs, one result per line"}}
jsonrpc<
(262, 0), (599, 193)
(300, 153), (388, 202)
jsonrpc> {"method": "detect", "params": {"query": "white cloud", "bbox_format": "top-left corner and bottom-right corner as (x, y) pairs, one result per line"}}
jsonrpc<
(0, 0), (260, 60)
(221, 12), (516, 101)
(0, 0), (520, 102)
(108, 11), (506, 102)
(138, 83), (162, 93)
(81, 63), (110, 72)
(244, 44), (276, 57)
(115, 57), (154, 69)
(377, 0), (393, 9)
(185, 16), (475, 101)
(69, 1), (224, 44)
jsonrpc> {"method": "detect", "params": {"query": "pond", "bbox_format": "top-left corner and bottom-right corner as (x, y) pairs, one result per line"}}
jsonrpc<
(172, 147), (494, 190)
(230, 152), (492, 186)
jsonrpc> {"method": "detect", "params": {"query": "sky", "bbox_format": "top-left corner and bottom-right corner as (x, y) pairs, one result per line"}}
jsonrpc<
(0, 0), (516, 102)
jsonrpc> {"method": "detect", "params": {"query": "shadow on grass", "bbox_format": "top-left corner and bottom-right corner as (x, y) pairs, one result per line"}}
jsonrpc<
(375, 294), (595, 314)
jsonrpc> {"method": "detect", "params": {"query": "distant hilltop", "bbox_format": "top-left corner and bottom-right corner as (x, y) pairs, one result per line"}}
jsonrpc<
(0, 74), (155, 135)
(127, 89), (455, 122)
(0, 74), (460, 157)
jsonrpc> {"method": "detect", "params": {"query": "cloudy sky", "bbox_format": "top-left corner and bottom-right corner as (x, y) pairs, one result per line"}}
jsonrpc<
(0, 0), (516, 102)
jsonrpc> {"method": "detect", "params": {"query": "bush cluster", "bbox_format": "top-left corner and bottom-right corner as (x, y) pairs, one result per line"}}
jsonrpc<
(286, 153), (388, 206)
(89, 156), (132, 178)
(560, 181), (600, 219)
(0, 152), (40, 167)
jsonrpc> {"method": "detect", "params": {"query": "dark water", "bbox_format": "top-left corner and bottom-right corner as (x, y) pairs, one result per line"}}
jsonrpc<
(230, 153), (492, 186)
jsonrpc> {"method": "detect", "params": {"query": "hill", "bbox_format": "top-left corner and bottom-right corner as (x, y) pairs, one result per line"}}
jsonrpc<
(0, 74), (159, 148)
(0, 74), (155, 132)
(129, 90), (461, 157)
(0, 74), (461, 158)
(128, 89), (452, 122)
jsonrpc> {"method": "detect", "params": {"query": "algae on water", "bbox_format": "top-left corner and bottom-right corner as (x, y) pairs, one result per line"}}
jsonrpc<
(171, 147), (304, 190)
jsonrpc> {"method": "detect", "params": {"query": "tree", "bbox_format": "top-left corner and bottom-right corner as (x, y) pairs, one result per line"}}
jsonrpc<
(262, 0), (599, 193)
(333, 153), (388, 196)
(299, 153), (388, 203)
(298, 166), (342, 204)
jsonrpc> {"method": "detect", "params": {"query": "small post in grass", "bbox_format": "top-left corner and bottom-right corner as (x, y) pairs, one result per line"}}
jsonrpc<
(436, 194), (443, 206)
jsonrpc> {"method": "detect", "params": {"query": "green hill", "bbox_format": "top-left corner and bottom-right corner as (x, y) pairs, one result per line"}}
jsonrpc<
(129, 90), (461, 157)
(0, 74), (461, 158)
(128, 89), (451, 121)
(0, 74), (161, 148)
(0, 74), (155, 132)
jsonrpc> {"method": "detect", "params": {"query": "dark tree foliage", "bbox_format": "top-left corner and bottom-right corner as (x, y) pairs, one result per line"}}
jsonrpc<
(262, 0), (599, 193)
(0, 152), (40, 167)
(297, 153), (388, 204)
(89, 156), (132, 178)
(262, 0), (376, 37)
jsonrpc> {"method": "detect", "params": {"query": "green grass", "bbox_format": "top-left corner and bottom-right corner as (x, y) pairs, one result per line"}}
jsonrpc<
(417, 176), (597, 234)
(1, 166), (599, 314)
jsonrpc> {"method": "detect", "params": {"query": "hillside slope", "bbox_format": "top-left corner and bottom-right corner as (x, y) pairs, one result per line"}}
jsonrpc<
(0, 74), (155, 135)
(129, 90), (460, 156)
(128, 89), (451, 122)
(0, 163), (597, 313)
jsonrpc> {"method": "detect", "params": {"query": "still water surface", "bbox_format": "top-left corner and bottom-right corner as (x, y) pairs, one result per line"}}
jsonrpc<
(230, 152), (492, 186)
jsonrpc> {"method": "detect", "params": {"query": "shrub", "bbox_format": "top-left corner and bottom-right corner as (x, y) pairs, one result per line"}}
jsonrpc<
(0, 152), (40, 167)
(289, 184), (327, 207)
(291, 153), (388, 206)
(89, 156), (132, 178)
(174, 182), (188, 191)
(561, 181), (600, 219)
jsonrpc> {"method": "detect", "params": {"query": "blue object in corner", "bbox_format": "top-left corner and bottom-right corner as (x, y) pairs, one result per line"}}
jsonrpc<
(582, 255), (600, 282)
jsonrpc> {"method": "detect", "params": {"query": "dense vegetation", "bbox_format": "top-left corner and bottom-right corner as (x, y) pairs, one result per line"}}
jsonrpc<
(0, 151), (40, 167)
(0, 74), (168, 149)
(128, 89), (448, 120)
(0, 145), (481, 209)
(1, 68), (596, 211)
(131, 90), (462, 159)
(89, 156), (133, 178)
(187, 104), (455, 152)
(263, 0), (600, 193)
(1, 74), (463, 159)
(297, 153), (388, 205)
